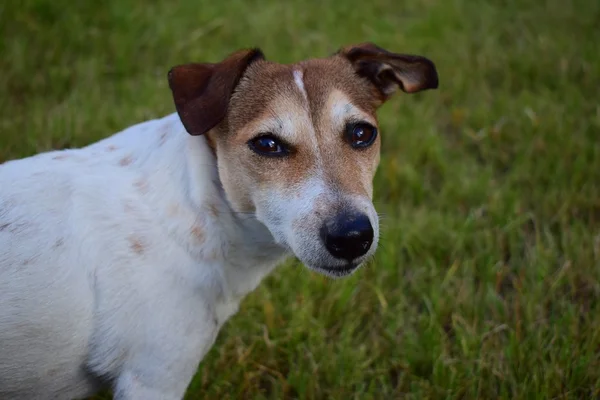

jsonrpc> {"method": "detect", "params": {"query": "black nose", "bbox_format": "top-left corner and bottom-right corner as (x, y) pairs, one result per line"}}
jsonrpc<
(320, 213), (374, 261)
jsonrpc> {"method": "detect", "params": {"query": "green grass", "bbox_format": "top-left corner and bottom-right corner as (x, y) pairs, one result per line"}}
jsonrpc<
(2, 0), (599, 398)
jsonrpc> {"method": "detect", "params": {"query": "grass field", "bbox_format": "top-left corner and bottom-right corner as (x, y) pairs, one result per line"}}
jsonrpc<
(1, 0), (599, 398)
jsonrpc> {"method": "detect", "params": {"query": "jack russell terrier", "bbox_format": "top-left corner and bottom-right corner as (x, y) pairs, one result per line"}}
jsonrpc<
(0, 43), (438, 399)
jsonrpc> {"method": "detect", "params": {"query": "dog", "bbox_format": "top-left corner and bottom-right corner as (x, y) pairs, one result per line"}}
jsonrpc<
(0, 43), (438, 399)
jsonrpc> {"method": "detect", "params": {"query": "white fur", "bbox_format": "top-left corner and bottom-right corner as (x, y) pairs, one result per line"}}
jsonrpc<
(328, 89), (377, 129)
(0, 113), (289, 399)
(293, 69), (307, 101)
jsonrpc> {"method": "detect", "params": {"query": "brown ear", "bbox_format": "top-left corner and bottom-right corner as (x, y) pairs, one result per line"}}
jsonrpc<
(338, 42), (439, 99)
(168, 48), (265, 135)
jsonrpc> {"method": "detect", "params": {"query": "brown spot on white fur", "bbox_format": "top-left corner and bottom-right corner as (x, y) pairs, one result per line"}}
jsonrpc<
(52, 154), (69, 160)
(119, 155), (133, 166)
(191, 224), (205, 243)
(106, 145), (118, 152)
(128, 235), (145, 255)
(133, 178), (149, 194)
(207, 203), (219, 218)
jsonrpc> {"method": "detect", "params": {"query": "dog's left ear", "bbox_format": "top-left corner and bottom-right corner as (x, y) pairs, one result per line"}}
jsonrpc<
(168, 48), (265, 135)
(338, 42), (439, 100)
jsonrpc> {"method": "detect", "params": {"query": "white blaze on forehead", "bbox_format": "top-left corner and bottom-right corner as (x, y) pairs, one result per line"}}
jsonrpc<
(293, 69), (307, 101)
(327, 89), (376, 131)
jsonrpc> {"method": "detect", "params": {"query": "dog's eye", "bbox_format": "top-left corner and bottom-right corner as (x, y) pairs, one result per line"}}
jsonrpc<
(248, 135), (290, 157)
(346, 122), (378, 149)
(346, 123), (378, 148)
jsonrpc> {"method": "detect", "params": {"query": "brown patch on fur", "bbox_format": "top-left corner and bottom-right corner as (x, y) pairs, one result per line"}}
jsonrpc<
(191, 223), (205, 243)
(207, 203), (220, 217)
(52, 154), (69, 160)
(128, 235), (145, 255)
(106, 145), (118, 152)
(119, 155), (134, 166)
(53, 238), (64, 248)
(134, 178), (149, 194)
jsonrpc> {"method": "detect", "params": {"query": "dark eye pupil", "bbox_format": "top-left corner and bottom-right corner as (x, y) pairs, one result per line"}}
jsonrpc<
(351, 124), (376, 146)
(258, 137), (277, 151)
(354, 127), (367, 142)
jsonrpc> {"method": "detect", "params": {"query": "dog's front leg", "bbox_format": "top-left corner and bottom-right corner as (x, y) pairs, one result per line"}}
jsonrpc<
(113, 367), (204, 400)
(110, 307), (219, 400)
(113, 369), (191, 400)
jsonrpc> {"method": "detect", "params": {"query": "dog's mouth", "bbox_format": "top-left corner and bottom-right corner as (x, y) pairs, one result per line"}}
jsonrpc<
(311, 263), (359, 278)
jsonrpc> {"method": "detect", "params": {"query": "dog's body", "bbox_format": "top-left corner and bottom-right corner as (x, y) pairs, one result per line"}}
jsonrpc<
(0, 113), (287, 399)
(0, 44), (438, 399)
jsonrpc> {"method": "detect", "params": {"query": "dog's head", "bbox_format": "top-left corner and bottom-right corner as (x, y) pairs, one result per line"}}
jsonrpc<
(168, 43), (438, 277)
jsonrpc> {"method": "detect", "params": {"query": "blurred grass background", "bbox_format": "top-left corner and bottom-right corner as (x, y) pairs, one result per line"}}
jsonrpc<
(1, 0), (599, 398)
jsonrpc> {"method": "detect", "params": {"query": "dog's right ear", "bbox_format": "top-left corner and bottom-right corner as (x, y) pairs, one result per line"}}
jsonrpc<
(168, 48), (265, 136)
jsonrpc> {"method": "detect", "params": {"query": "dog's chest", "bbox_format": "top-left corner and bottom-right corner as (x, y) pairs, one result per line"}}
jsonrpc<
(213, 298), (240, 327)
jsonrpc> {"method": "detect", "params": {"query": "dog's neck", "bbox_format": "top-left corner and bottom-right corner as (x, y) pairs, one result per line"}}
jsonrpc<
(106, 113), (290, 300)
